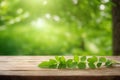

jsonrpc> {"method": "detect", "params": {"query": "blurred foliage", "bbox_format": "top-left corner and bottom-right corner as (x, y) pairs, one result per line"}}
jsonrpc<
(0, 0), (112, 55)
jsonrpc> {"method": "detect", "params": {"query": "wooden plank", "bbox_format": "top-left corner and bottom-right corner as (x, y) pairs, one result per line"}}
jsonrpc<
(0, 56), (120, 76)
(0, 76), (118, 80)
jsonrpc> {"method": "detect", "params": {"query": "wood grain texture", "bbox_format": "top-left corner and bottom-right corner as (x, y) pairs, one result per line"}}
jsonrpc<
(0, 56), (120, 77)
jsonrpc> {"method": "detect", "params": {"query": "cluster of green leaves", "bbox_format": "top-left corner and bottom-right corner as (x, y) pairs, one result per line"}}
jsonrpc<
(38, 56), (114, 69)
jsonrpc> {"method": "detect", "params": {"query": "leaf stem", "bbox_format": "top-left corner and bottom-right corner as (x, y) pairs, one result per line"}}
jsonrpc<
(113, 61), (120, 67)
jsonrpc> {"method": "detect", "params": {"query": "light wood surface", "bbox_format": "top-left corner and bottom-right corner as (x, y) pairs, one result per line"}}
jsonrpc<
(0, 56), (120, 76)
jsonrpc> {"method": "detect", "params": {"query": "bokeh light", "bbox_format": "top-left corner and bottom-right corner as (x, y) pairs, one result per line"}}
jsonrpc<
(0, 0), (112, 55)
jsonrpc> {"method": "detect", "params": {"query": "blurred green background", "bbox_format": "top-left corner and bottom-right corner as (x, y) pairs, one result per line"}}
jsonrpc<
(0, 0), (112, 55)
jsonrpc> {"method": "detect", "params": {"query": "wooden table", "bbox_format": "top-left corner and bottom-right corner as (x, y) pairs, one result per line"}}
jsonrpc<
(0, 56), (120, 80)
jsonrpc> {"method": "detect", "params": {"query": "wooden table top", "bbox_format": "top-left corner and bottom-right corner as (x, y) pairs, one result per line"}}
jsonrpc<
(0, 56), (120, 76)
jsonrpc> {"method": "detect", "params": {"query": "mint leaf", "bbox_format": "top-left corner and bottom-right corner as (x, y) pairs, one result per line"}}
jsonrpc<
(59, 56), (66, 63)
(66, 59), (73, 68)
(58, 63), (66, 69)
(49, 59), (57, 63)
(78, 62), (86, 69)
(81, 56), (86, 61)
(49, 64), (57, 68)
(38, 56), (114, 69)
(49, 59), (57, 68)
(105, 60), (113, 67)
(97, 62), (102, 68)
(67, 59), (73, 63)
(71, 62), (78, 68)
(38, 61), (50, 68)
(58, 56), (66, 69)
(74, 55), (79, 63)
(67, 59), (77, 69)
(88, 62), (96, 69)
(87, 56), (98, 63)
(99, 57), (106, 62)
(55, 56), (60, 61)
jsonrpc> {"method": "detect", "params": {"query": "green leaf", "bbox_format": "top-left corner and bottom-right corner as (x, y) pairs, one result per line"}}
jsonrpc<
(49, 59), (57, 68)
(66, 59), (73, 67)
(105, 60), (113, 67)
(67, 59), (73, 63)
(99, 57), (106, 62)
(71, 62), (78, 68)
(58, 63), (66, 69)
(74, 55), (79, 63)
(59, 56), (66, 63)
(78, 62), (86, 69)
(55, 56), (60, 61)
(80, 56), (86, 61)
(49, 59), (57, 63)
(97, 62), (102, 68)
(38, 61), (50, 68)
(67, 59), (77, 69)
(87, 56), (98, 63)
(58, 56), (66, 69)
(49, 64), (57, 68)
(88, 62), (96, 69)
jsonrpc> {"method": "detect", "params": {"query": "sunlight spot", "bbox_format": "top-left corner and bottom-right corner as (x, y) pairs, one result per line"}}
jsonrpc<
(15, 17), (21, 22)
(88, 43), (99, 53)
(53, 15), (60, 22)
(1, 1), (7, 7)
(100, 4), (105, 10)
(65, 32), (71, 38)
(31, 18), (45, 29)
(43, 0), (47, 5)
(9, 19), (15, 24)
(72, 0), (78, 5)
(100, 12), (106, 16)
(23, 12), (30, 18)
(45, 13), (51, 19)
(96, 18), (101, 23)
(102, 0), (109, 3)
(17, 8), (23, 14)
